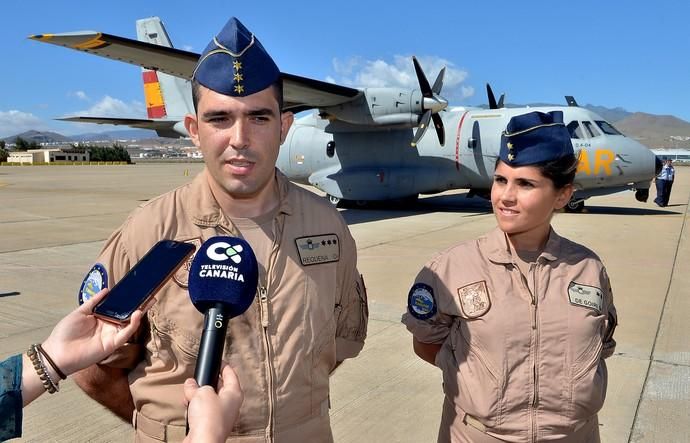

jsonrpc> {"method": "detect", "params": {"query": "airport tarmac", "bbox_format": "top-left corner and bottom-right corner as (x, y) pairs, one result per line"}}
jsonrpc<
(1, 163), (688, 442)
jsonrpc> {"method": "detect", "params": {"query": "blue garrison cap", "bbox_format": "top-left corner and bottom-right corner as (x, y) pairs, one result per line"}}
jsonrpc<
(499, 111), (574, 166)
(192, 17), (280, 97)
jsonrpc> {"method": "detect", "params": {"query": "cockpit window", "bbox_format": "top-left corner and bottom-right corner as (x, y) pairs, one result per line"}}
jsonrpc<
(595, 120), (623, 136)
(566, 121), (584, 139)
(582, 121), (601, 138)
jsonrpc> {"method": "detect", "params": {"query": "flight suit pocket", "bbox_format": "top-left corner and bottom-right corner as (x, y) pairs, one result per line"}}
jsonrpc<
(148, 308), (202, 370)
(569, 341), (606, 425)
(451, 324), (502, 429)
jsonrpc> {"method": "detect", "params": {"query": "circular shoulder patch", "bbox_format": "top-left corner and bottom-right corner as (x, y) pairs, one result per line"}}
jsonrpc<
(407, 282), (437, 320)
(78, 263), (108, 305)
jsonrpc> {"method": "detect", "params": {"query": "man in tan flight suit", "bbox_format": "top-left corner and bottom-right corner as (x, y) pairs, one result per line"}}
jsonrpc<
(73, 17), (368, 442)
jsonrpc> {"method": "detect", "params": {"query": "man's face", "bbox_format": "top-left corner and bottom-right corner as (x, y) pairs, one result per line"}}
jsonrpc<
(185, 85), (293, 203)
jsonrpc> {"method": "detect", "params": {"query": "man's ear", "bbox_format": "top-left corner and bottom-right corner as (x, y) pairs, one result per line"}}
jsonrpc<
(279, 112), (294, 144)
(184, 113), (201, 147)
(554, 184), (575, 210)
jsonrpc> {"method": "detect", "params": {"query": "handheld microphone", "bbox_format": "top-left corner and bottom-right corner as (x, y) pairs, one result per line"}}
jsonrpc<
(188, 236), (258, 387)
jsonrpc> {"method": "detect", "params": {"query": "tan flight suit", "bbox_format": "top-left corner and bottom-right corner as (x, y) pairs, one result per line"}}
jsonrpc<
(403, 227), (617, 443)
(95, 170), (368, 442)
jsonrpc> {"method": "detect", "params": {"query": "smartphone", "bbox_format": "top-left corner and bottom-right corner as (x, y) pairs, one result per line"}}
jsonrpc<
(93, 240), (196, 323)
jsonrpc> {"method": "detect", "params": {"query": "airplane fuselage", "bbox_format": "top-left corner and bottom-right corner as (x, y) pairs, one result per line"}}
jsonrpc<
(277, 105), (658, 204)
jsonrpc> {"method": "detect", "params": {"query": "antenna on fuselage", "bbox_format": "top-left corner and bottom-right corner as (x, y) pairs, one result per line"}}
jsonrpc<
(565, 96), (579, 107)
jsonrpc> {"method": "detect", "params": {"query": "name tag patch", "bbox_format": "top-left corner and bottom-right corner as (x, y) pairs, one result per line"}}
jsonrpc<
(568, 282), (603, 312)
(295, 234), (340, 266)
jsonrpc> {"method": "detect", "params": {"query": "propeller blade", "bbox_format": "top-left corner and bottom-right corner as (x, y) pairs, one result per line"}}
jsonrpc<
(431, 112), (445, 146)
(411, 110), (432, 147)
(432, 67), (446, 95)
(497, 93), (505, 109)
(412, 56), (432, 97)
(487, 83), (498, 109)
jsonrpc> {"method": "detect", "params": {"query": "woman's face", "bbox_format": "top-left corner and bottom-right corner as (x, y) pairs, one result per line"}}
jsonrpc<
(491, 161), (573, 244)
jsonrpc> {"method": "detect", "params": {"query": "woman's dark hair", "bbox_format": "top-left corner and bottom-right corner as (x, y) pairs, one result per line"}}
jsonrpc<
(495, 152), (579, 189)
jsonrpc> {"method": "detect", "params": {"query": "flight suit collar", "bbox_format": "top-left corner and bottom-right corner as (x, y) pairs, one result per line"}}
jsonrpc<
(189, 168), (294, 229)
(484, 226), (562, 264)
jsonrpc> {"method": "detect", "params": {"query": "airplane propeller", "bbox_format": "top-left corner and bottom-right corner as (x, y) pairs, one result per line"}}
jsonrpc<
(411, 56), (448, 147)
(486, 83), (505, 110)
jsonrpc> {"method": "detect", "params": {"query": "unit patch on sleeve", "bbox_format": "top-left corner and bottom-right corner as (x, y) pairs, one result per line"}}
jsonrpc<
(78, 263), (108, 305)
(295, 234), (340, 266)
(567, 282), (603, 313)
(457, 281), (491, 318)
(407, 283), (437, 320)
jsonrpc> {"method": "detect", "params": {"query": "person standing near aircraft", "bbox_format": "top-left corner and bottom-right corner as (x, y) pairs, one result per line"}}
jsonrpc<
(0, 289), (243, 443)
(71, 17), (368, 442)
(654, 158), (674, 207)
(403, 111), (617, 442)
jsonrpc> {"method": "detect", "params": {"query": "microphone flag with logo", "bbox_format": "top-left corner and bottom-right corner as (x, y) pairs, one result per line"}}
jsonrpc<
(188, 236), (258, 387)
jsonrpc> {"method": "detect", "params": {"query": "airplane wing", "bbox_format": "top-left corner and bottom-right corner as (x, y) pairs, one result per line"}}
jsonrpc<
(58, 116), (183, 138)
(29, 31), (360, 113)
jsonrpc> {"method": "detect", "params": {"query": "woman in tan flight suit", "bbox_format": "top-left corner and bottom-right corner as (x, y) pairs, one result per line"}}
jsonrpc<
(403, 111), (617, 442)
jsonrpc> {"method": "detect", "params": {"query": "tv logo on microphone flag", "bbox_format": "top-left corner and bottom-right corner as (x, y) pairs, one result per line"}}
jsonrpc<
(206, 241), (244, 264)
(197, 241), (247, 282)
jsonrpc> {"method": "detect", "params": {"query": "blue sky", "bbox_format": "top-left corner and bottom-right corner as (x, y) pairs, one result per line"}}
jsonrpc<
(1, 0), (688, 138)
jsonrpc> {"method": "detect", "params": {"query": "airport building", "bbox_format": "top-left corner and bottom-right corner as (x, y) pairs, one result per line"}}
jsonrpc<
(652, 148), (690, 163)
(6, 147), (89, 164)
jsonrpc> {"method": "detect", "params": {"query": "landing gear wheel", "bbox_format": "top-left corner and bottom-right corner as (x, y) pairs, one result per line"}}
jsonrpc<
(565, 199), (585, 213)
(327, 194), (341, 206)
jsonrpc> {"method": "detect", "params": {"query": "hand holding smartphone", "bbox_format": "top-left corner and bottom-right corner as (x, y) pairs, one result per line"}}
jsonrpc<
(93, 240), (196, 323)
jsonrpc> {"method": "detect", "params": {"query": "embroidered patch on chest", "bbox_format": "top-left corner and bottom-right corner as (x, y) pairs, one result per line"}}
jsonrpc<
(457, 281), (491, 318)
(173, 238), (202, 288)
(295, 234), (340, 266)
(567, 282), (603, 313)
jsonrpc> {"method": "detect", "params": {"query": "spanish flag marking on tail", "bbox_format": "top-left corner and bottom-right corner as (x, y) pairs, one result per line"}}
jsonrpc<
(143, 71), (167, 118)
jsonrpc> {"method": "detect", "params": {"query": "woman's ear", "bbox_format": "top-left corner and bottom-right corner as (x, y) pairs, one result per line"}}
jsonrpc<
(554, 184), (575, 210)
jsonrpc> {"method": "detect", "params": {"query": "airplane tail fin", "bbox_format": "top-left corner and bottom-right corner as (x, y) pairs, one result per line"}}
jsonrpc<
(136, 17), (194, 118)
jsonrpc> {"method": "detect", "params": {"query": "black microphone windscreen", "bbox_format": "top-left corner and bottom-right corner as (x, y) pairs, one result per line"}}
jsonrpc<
(188, 236), (258, 317)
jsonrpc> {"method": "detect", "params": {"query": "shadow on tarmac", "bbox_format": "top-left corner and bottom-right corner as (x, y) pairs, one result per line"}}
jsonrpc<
(583, 205), (683, 216)
(339, 193), (493, 225)
(0, 291), (21, 298)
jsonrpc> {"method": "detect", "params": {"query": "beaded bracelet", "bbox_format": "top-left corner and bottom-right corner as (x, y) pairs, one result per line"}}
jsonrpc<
(27, 344), (59, 394)
(36, 343), (67, 380)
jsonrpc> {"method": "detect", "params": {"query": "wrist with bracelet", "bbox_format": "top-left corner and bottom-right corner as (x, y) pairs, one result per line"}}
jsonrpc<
(26, 343), (67, 394)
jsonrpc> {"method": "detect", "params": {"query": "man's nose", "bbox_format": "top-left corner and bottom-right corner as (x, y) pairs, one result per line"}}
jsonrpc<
(229, 120), (250, 150)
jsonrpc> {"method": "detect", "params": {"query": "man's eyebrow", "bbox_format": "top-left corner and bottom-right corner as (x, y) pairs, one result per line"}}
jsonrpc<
(246, 107), (276, 117)
(201, 110), (230, 119)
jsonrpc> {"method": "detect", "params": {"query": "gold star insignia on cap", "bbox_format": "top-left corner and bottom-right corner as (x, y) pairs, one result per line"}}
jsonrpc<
(508, 153), (516, 161)
(233, 72), (244, 82)
(232, 60), (242, 71)
(507, 142), (514, 150)
(234, 84), (245, 94)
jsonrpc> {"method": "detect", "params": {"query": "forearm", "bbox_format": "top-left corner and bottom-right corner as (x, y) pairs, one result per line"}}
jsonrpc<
(73, 364), (135, 422)
(413, 338), (442, 366)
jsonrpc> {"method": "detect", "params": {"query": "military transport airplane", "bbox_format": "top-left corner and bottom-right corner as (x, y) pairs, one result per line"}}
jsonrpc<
(30, 17), (660, 211)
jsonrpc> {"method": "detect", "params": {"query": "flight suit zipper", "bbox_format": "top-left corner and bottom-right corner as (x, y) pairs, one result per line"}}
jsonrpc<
(516, 263), (538, 443)
(258, 214), (285, 441)
(258, 285), (275, 441)
(531, 262), (540, 443)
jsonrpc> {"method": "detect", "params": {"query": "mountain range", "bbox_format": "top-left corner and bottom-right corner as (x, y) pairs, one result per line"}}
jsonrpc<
(3, 105), (690, 149)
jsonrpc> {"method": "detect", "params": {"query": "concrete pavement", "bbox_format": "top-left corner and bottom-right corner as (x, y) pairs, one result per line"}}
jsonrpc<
(1, 164), (687, 442)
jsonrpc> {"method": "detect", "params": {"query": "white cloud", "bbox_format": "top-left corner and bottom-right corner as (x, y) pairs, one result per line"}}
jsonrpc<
(328, 55), (473, 101)
(66, 96), (146, 118)
(73, 90), (90, 101)
(0, 110), (47, 137)
(182, 45), (194, 52)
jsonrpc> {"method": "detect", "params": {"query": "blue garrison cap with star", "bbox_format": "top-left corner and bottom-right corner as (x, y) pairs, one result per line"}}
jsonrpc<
(192, 17), (280, 97)
(499, 111), (574, 166)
